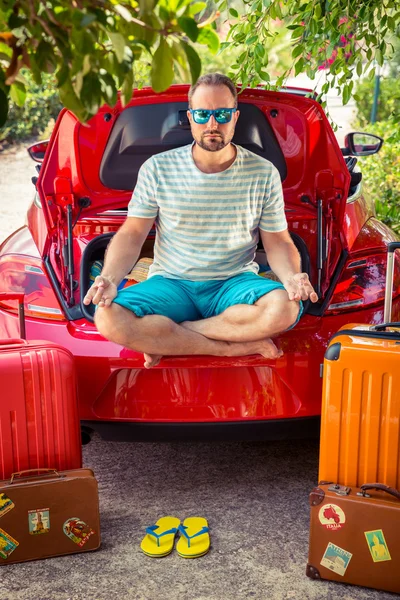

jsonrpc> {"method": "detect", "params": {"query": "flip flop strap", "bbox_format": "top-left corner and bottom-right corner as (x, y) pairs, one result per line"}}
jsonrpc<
(146, 525), (178, 547)
(178, 524), (209, 548)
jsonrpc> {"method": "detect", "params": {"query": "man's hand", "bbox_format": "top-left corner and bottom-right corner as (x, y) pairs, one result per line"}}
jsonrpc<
(283, 273), (318, 303)
(83, 276), (118, 308)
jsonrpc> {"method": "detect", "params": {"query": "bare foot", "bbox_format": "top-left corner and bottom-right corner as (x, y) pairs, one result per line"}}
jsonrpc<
(143, 353), (163, 369)
(227, 337), (283, 359)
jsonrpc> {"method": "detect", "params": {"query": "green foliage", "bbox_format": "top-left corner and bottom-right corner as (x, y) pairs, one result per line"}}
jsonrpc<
(354, 77), (400, 127)
(217, 0), (399, 112)
(0, 70), (62, 142)
(0, 0), (219, 125)
(357, 119), (400, 233)
(0, 0), (399, 128)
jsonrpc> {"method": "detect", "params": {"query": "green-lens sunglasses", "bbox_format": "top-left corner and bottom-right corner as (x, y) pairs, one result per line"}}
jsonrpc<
(189, 108), (237, 124)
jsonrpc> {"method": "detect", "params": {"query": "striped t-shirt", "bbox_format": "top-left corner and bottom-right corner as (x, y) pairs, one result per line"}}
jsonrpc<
(127, 143), (287, 280)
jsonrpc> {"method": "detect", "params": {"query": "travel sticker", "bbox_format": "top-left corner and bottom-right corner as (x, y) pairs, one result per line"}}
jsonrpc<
(318, 504), (346, 530)
(28, 508), (50, 535)
(365, 529), (392, 563)
(0, 528), (19, 560)
(63, 517), (95, 547)
(0, 493), (15, 518)
(320, 542), (352, 576)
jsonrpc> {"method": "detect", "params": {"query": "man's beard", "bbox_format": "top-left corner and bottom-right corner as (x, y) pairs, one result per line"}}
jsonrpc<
(196, 130), (231, 152)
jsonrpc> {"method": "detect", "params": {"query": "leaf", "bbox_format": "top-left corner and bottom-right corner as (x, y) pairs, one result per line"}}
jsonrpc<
(0, 88), (9, 128)
(171, 40), (190, 81)
(56, 64), (69, 88)
(81, 13), (97, 27)
(108, 31), (126, 63)
(80, 72), (102, 114)
(151, 38), (174, 92)
(114, 4), (133, 21)
(196, 27), (220, 54)
(342, 84), (350, 105)
(121, 70), (133, 106)
(188, 2), (207, 16)
(229, 8), (239, 17)
(10, 81), (26, 107)
(36, 40), (57, 74)
(0, 42), (12, 58)
(177, 16), (199, 42)
(356, 61), (362, 77)
(180, 40), (201, 84)
(292, 45), (303, 59)
(59, 80), (87, 121)
(294, 57), (304, 76)
(28, 53), (42, 85)
(375, 49), (383, 66)
(291, 26), (304, 39)
(246, 35), (258, 46)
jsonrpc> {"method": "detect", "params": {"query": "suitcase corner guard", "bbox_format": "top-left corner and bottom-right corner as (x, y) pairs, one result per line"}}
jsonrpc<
(306, 564), (321, 580)
(309, 486), (325, 506)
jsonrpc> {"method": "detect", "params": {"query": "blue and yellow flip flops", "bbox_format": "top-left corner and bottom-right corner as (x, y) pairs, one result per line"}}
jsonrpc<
(140, 516), (181, 557)
(176, 517), (210, 558)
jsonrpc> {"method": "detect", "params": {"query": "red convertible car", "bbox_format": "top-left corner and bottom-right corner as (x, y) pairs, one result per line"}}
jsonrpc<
(0, 85), (399, 443)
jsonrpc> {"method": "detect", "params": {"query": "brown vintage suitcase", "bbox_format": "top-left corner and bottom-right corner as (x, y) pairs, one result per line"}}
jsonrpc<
(0, 468), (100, 565)
(307, 482), (400, 594)
(319, 242), (400, 489)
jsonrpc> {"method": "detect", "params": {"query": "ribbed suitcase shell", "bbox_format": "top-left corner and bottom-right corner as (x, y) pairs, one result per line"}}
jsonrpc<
(318, 329), (400, 489)
(0, 340), (82, 480)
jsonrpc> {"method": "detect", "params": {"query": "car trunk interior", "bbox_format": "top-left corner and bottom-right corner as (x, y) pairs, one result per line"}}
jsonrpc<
(80, 230), (311, 322)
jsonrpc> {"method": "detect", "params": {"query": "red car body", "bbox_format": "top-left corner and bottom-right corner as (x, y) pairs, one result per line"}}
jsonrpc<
(0, 85), (399, 442)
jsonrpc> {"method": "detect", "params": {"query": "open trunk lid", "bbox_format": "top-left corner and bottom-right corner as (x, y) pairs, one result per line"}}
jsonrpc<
(36, 85), (350, 307)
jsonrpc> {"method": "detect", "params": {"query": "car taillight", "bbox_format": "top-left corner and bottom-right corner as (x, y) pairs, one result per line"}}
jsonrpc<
(0, 255), (66, 321)
(327, 252), (400, 314)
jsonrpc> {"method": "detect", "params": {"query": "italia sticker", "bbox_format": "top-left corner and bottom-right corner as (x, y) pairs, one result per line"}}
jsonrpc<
(365, 530), (392, 563)
(318, 504), (346, 530)
(0, 493), (15, 519)
(320, 542), (352, 576)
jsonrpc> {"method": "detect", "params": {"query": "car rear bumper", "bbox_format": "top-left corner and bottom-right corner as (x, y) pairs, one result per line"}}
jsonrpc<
(81, 416), (321, 442)
(1, 304), (398, 427)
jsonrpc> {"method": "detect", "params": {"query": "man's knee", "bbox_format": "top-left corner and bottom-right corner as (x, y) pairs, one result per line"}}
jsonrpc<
(257, 290), (301, 332)
(94, 303), (136, 343)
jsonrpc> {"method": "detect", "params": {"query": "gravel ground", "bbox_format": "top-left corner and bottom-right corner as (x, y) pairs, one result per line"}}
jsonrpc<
(0, 141), (37, 244)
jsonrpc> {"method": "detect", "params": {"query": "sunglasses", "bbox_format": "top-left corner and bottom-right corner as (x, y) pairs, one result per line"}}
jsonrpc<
(189, 108), (237, 124)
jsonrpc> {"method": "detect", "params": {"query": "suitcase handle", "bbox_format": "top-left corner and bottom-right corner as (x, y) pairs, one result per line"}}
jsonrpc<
(0, 338), (29, 346)
(374, 322), (400, 331)
(360, 483), (400, 501)
(382, 243), (400, 324)
(0, 292), (26, 339)
(10, 468), (62, 484)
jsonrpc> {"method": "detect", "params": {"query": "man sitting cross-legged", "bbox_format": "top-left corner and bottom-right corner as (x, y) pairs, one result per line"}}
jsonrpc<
(84, 73), (318, 368)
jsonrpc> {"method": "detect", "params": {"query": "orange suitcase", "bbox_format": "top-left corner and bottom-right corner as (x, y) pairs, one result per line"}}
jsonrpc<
(318, 242), (400, 489)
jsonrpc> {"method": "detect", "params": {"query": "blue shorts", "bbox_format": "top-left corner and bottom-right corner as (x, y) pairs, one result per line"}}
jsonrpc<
(113, 272), (303, 329)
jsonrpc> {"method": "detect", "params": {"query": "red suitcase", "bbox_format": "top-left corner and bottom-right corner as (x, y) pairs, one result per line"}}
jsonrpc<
(0, 293), (82, 480)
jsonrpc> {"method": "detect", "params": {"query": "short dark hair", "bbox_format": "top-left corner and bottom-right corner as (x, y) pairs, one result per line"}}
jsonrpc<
(188, 73), (238, 108)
